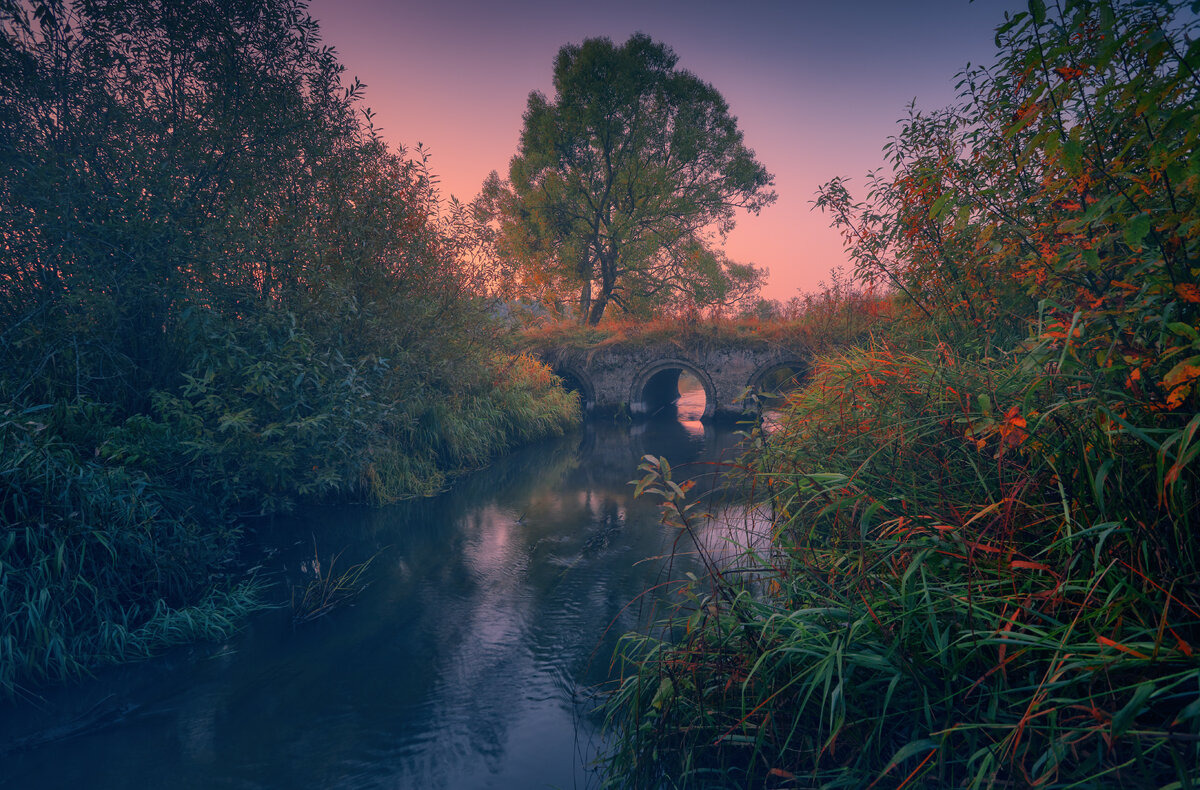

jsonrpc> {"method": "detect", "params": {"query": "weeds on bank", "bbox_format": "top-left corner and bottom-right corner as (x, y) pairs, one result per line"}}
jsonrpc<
(602, 345), (1199, 788)
(0, 406), (263, 698)
(602, 1), (1200, 784)
(517, 286), (893, 361)
(0, 345), (577, 697)
(363, 352), (580, 502)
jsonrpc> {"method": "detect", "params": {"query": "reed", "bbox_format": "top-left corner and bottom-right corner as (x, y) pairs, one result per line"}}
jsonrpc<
(0, 405), (261, 698)
(291, 542), (378, 625)
(602, 1), (1200, 782)
(362, 352), (580, 503)
(600, 343), (1200, 788)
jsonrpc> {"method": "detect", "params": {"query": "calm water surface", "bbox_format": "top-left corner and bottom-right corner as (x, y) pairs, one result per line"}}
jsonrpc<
(0, 394), (765, 789)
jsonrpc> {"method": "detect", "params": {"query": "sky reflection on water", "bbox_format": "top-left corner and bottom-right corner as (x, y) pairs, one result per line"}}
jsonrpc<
(1, 413), (759, 790)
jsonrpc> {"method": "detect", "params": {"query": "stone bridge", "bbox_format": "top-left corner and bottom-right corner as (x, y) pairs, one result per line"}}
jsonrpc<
(533, 337), (810, 421)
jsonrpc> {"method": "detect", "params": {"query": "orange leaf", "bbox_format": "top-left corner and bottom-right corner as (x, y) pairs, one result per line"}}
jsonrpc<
(769, 768), (796, 779)
(1010, 560), (1052, 571)
(1176, 283), (1200, 303)
(1054, 66), (1085, 81)
(1163, 356), (1200, 409)
(1097, 636), (1150, 660)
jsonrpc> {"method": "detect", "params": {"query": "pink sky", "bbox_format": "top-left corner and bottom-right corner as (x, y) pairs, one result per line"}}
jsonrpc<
(311, 0), (1021, 300)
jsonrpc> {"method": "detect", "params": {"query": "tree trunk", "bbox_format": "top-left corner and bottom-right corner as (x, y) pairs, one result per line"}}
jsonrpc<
(587, 249), (618, 325)
(587, 292), (608, 325)
(577, 248), (596, 323)
(578, 280), (592, 323)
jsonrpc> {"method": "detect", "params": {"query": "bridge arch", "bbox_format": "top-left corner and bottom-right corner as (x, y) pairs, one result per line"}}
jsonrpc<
(746, 357), (811, 403)
(629, 358), (717, 420)
(552, 363), (596, 412)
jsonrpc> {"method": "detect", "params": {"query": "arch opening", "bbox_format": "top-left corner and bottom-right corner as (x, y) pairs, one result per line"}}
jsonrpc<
(642, 368), (682, 415)
(747, 359), (810, 409)
(553, 366), (594, 412)
(630, 360), (715, 421)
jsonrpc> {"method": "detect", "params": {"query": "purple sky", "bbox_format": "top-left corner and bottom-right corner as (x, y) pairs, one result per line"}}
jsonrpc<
(310, 0), (1023, 300)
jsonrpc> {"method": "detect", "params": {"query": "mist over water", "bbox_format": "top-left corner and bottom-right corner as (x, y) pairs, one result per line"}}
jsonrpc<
(1, 402), (758, 790)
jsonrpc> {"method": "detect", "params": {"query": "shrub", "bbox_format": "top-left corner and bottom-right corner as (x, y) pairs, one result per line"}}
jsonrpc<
(602, 2), (1200, 784)
(0, 404), (257, 697)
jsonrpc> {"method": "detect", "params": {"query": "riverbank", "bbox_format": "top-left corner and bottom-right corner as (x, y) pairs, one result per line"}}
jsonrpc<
(597, 2), (1200, 785)
(1, 0), (584, 700)
(0, 350), (579, 699)
(0, 417), (742, 789)
(602, 338), (1200, 787)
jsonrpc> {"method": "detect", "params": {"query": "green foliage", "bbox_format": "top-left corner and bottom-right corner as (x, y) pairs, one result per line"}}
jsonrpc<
(480, 34), (776, 324)
(0, 404), (259, 698)
(0, 0), (582, 695)
(361, 352), (581, 504)
(0, 0), (363, 406)
(101, 314), (580, 513)
(100, 308), (383, 514)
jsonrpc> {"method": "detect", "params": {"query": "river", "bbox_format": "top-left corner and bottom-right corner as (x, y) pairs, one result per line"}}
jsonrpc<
(0, 390), (766, 789)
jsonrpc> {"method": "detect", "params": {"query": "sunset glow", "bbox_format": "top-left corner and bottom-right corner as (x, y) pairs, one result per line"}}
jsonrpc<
(312, 0), (1022, 299)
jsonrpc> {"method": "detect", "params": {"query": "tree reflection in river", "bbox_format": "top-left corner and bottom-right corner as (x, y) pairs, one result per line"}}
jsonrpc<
(0, 415), (759, 790)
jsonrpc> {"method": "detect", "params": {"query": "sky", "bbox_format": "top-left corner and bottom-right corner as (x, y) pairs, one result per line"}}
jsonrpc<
(310, 0), (1024, 301)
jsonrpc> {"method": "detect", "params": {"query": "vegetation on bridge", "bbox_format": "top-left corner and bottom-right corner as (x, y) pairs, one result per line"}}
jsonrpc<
(601, 1), (1200, 787)
(517, 275), (889, 358)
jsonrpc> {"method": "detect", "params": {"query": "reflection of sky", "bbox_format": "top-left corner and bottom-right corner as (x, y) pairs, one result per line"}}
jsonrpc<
(697, 504), (776, 567)
(676, 372), (706, 436)
(0, 419), (771, 789)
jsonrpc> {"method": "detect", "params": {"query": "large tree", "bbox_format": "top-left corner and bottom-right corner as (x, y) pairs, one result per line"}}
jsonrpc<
(483, 34), (775, 324)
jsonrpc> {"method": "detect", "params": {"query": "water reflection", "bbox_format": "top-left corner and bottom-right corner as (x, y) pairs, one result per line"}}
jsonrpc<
(0, 416), (757, 790)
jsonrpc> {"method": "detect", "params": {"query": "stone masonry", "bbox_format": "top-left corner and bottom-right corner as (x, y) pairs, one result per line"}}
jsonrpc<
(535, 340), (809, 420)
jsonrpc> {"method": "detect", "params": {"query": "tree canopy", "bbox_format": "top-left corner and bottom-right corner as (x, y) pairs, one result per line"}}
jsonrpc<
(481, 34), (775, 324)
(0, 0), (580, 694)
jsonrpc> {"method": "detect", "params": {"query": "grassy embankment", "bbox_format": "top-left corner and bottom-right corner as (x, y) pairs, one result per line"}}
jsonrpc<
(0, 349), (577, 698)
(600, 2), (1200, 787)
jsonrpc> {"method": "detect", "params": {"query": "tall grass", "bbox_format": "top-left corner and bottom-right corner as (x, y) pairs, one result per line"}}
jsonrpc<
(291, 542), (378, 625)
(601, 2), (1200, 783)
(517, 286), (894, 360)
(601, 344), (1200, 788)
(0, 406), (261, 698)
(362, 352), (580, 503)
(0, 310), (579, 697)
(0, 348), (577, 697)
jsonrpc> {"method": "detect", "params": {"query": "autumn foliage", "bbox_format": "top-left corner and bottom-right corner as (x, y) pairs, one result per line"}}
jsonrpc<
(816, 0), (1199, 415)
(603, 2), (1200, 787)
